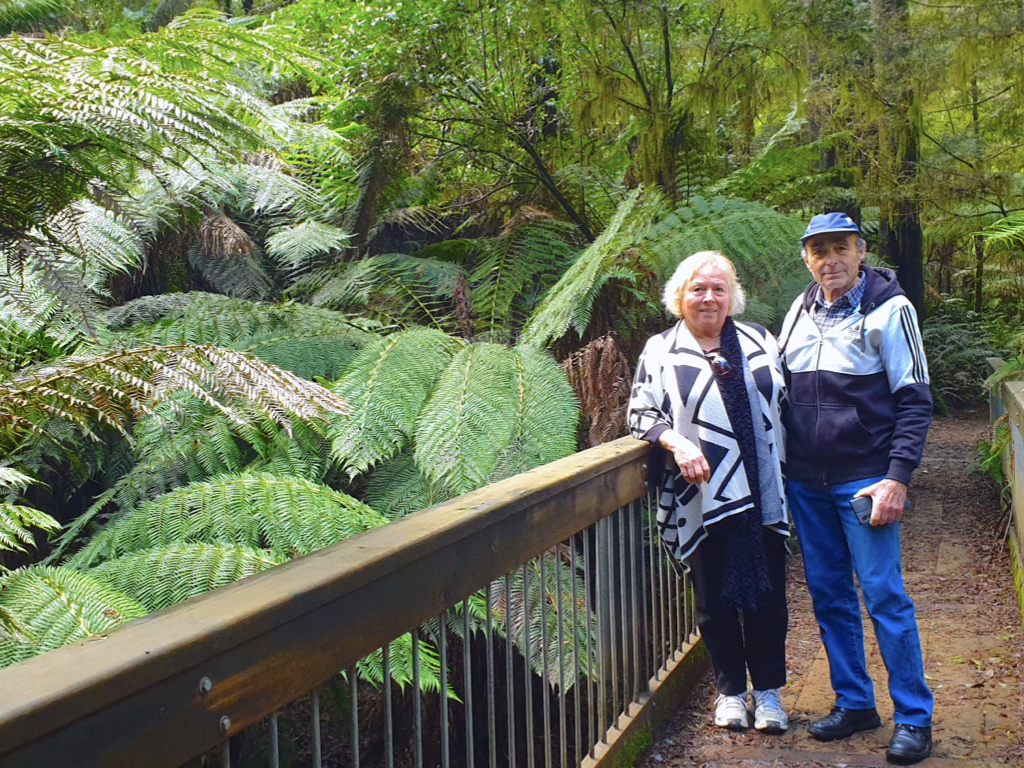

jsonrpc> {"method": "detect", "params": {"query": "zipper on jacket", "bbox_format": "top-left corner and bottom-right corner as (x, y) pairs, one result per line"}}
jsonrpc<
(814, 329), (825, 487)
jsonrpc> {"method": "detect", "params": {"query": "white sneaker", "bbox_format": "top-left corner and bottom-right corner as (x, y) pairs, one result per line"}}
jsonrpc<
(714, 693), (751, 730)
(751, 688), (788, 733)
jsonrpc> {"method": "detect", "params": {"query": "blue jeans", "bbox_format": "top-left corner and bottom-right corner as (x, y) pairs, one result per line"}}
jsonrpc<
(787, 476), (932, 727)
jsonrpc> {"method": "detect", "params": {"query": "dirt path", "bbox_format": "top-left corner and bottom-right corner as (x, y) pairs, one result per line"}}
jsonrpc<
(640, 413), (1024, 767)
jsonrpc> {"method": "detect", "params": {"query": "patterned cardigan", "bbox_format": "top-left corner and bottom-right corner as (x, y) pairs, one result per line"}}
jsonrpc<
(627, 320), (790, 565)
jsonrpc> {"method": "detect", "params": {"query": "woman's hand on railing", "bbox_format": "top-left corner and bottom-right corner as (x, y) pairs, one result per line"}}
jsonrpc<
(658, 430), (711, 484)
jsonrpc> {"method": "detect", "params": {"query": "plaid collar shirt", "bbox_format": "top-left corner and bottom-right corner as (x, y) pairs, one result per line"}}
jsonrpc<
(812, 273), (865, 334)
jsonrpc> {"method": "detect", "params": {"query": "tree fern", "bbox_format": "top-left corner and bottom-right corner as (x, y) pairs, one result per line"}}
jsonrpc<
(0, 567), (146, 669)
(0, 503), (61, 554)
(0, 0), (65, 35)
(308, 253), (464, 332)
(413, 343), (519, 495)
(331, 328), (463, 478)
(491, 346), (578, 482)
(0, 343), (350, 450)
(90, 543), (287, 612)
(265, 220), (350, 277)
(108, 294), (376, 380)
(470, 220), (579, 339)
(68, 473), (387, 567)
(643, 195), (806, 288)
(363, 451), (456, 521)
(519, 189), (663, 348)
(982, 211), (1024, 247)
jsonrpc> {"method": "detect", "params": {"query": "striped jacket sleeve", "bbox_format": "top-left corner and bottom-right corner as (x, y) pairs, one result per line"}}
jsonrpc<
(880, 298), (932, 485)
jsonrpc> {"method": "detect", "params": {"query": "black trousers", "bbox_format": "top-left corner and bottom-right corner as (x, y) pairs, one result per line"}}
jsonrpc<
(685, 526), (788, 696)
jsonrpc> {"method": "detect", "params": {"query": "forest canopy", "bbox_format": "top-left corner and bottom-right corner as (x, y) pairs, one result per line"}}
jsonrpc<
(0, 0), (1022, 669)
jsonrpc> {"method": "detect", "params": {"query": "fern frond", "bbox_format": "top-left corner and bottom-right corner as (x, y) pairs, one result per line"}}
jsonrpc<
(413, 343), (519, 495)
(643, 195), (806, 292)
(310, 253), (463, 332)
(0, 567), (145, 669)
(0, 343), (350, 450)
(265, 220), (350, 276)
(356, 633), (447, 695)
(330, 328), (462, 478)
(470, 221), (580, 339)
(363, 451), (456, 520)
(68, 473), (386, 567)
(981, 211), (1024, 247)
(90, 543), (287, 612)
(0, 0), (65, 34)
(520, 189), (664, 348)
(188, 214), (272, 300)
(0, 503), (61, 554)
(491, 346), (578, 482)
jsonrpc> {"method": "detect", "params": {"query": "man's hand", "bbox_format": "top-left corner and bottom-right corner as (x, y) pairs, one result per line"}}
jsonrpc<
(657, 430), (711, 484)
(855, 479), (908, 526)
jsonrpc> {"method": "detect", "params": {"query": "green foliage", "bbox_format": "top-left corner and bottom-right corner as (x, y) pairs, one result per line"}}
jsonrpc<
(307, 253), (465, 332)
(414, 343), (519, 495)
(520, 189), (658, 348)
(331, 327), (462, 478)
(266, 221), (351, 277)
(68, 473), (387, 567)
(491, 346), (578, 482)
(0, 0), (65, 35)
(107, 293), (377, 381)
(90, 543), (287, 611)
(923, 300), (1000, 410)
(0, 503), (61, 554)
(981, 211), (1024, 248)
(0, 567), (146, 668)
(471, 221), (580, 341)
(363, 451), (455, 520)
(643, 195), (807, 324)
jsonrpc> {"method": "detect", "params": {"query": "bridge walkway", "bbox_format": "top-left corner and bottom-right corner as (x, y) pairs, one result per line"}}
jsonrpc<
(640, 414), (1024, 768)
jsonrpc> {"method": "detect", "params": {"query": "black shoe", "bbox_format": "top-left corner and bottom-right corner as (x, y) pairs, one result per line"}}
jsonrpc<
(886, 724), (932, 764)
(808, 706), (882, 742)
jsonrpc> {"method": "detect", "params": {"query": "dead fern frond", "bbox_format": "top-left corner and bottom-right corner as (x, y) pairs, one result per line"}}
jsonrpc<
(562, 335), (632, 448)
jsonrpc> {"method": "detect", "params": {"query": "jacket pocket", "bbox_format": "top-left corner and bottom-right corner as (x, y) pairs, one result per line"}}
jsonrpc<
(784, 403), (875, 465)
(817, 403), (875, 462)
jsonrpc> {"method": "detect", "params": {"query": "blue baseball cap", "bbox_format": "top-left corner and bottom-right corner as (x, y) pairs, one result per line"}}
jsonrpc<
(801, 212), (860, 244)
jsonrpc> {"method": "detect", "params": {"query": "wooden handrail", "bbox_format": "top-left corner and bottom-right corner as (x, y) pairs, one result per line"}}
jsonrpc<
(0, 437), (650, 768)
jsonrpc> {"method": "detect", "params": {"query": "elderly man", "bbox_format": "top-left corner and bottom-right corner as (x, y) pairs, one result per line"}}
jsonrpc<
(779, 213), (933, 764)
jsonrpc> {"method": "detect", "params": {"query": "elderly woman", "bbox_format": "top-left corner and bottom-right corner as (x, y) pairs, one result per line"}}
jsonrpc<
(628, 251), (790, 733)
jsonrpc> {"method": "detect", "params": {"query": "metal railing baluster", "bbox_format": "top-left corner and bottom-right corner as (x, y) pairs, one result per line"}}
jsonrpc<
(413, 629), (424, 768)
(555, 545), (567, 768)
(569, 536), (581, 768)
(463, 600), (475, 768)
(220, 740), (230, 768)
(618, 508), (629, 709)
(523, 564), (535, 768)
(656, 512), (667, 674)
(583, 529), (595, 755)
(441, 614), (450, 768)
(539, 552), (552, 768)
(269, 712), (279, 768)
(594, 523), (606, 742)
(485, 584), (497, 768)
(626, 501), (634, 708)
(349, 666), (360, 768)
(311, 687), (322, 768)
(505, 574), (516, 768)
(384, 645), (394, 768)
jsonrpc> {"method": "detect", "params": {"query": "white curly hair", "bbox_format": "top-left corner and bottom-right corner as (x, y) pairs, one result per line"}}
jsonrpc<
(662, 250), (747, 319)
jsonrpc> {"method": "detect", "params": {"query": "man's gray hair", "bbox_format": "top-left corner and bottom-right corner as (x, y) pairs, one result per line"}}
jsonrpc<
(663, 250), (747, 319)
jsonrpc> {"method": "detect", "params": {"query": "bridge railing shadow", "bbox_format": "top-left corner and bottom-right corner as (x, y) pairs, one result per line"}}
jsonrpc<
(0, 437), (708, 768)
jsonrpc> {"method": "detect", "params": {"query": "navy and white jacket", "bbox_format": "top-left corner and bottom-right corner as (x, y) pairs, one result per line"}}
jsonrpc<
(778, 267), (931, 487)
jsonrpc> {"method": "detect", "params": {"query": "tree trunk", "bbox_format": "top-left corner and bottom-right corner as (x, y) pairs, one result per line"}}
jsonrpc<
(872, 0), (925, 319)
